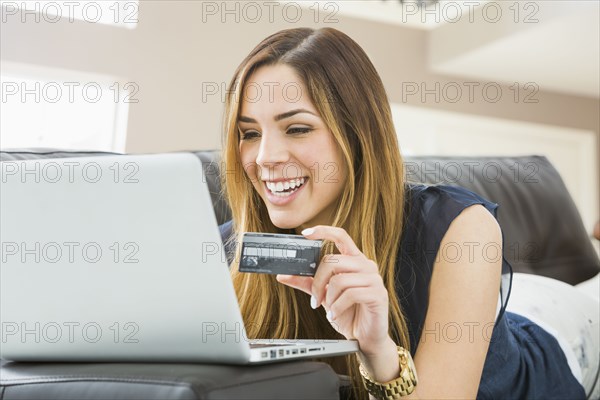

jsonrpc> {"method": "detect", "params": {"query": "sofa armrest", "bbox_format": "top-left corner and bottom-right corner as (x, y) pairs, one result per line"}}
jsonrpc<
(0, 360), (342, 399)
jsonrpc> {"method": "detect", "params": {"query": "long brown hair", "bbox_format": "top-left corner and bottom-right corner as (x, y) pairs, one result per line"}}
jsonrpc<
(220, 27), (410, 399)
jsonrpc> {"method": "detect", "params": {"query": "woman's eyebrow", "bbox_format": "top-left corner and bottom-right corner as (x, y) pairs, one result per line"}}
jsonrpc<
(238, 109), (316, 123)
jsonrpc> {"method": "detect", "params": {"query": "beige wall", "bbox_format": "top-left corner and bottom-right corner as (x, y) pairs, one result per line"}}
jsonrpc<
(2, 0), (599, 157)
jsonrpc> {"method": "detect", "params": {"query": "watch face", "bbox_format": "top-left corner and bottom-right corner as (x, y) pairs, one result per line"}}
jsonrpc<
(399, 347), (418, 384)
(407, 352), (418, 383)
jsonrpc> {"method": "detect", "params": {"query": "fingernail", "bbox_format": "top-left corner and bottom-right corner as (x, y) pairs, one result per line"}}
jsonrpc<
(310, 295), (318, 309)
(326, 310), (334, 321)
(302, 227), (315, 235)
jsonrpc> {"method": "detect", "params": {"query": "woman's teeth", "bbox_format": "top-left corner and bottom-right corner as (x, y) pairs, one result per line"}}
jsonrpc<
(266, 177), (306, 197)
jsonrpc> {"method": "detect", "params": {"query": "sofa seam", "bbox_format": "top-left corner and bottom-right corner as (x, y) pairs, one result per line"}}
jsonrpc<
(0, 151), (121, 156)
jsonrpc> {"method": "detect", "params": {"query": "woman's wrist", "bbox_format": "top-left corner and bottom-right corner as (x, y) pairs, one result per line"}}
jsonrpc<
(357, 336), (401, 383)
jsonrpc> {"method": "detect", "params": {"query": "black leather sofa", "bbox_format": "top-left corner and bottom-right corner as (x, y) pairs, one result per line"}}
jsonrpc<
(1, 149), (599, 400)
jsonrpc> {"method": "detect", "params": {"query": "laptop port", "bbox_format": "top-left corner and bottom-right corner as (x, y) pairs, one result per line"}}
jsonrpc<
(292, 349), (298, 355)
(278, 349), (284, 357)
(286, 350), (290, 355)
(308, 347), (320, 352)
(270, 350), (276, 359)
(300, 348), (306, 354)
(261, 351), (268, 358)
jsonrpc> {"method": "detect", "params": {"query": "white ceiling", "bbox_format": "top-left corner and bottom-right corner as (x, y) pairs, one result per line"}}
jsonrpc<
(297, 1), (600, 98)
(299, 0), (481, 30)
(429, 1), (600, 98)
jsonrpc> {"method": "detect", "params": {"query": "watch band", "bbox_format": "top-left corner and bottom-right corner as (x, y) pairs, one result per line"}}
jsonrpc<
(359, 346), (418, 399)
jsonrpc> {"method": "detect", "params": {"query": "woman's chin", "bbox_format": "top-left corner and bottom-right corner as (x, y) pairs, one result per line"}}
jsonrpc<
(271, 220), (299, 230)
(268, 213), (304, 231)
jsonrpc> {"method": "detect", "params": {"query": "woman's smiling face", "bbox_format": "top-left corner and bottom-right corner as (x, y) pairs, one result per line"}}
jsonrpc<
(238, 64), (347, 233)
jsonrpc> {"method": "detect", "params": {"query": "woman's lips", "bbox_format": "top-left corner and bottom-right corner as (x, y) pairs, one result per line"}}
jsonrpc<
(263, 177), (308, 206)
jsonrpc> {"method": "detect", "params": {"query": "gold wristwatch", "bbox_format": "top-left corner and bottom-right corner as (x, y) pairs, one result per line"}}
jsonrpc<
(359, 346), (418, 399)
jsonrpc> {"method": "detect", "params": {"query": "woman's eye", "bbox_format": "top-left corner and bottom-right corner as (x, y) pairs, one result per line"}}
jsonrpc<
(240, 131), (260, 140)
(240, 127), (312, 140)
(287, 127), (312, 135)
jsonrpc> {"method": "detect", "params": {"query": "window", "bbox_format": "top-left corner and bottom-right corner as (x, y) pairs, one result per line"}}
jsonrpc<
(0, 0), (139, 29)
(1, 62), (132, 152)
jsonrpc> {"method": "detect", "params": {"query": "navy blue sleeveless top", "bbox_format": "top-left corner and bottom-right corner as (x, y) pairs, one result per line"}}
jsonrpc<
(218, 183), (586, 399)
(397, 183), (585, 399)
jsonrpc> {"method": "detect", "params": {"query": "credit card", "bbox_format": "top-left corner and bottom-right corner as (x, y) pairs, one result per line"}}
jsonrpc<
(240, 232), (323, 276)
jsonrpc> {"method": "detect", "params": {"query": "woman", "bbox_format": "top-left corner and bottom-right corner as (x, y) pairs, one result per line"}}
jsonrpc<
(218, 27), (599, 399)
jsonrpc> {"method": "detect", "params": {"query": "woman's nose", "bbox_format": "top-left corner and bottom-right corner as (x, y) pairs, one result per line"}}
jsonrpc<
(255, 132), (290, 168)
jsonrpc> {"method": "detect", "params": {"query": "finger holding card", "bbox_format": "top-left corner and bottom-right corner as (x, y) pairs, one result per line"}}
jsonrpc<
(275, 274), (313, 295)
(242, 226), (392, 355)
(296, 225), (391, 355)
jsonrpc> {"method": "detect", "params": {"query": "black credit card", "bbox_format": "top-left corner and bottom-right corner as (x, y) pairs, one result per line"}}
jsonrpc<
(240, 232), (323, 276)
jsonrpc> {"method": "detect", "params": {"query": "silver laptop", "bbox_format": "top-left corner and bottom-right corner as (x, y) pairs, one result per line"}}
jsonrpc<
(0, 153), (358, 363)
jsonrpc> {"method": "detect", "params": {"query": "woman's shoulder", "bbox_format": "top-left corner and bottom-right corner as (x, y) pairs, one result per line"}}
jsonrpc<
(401, 182), (502, 261)
(405, 182), (498, 214)
(218, 220), (235, 266)
(398, 183), (513, 354)
(219, 219), (234, 241)
(403, 182), (501, 233)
